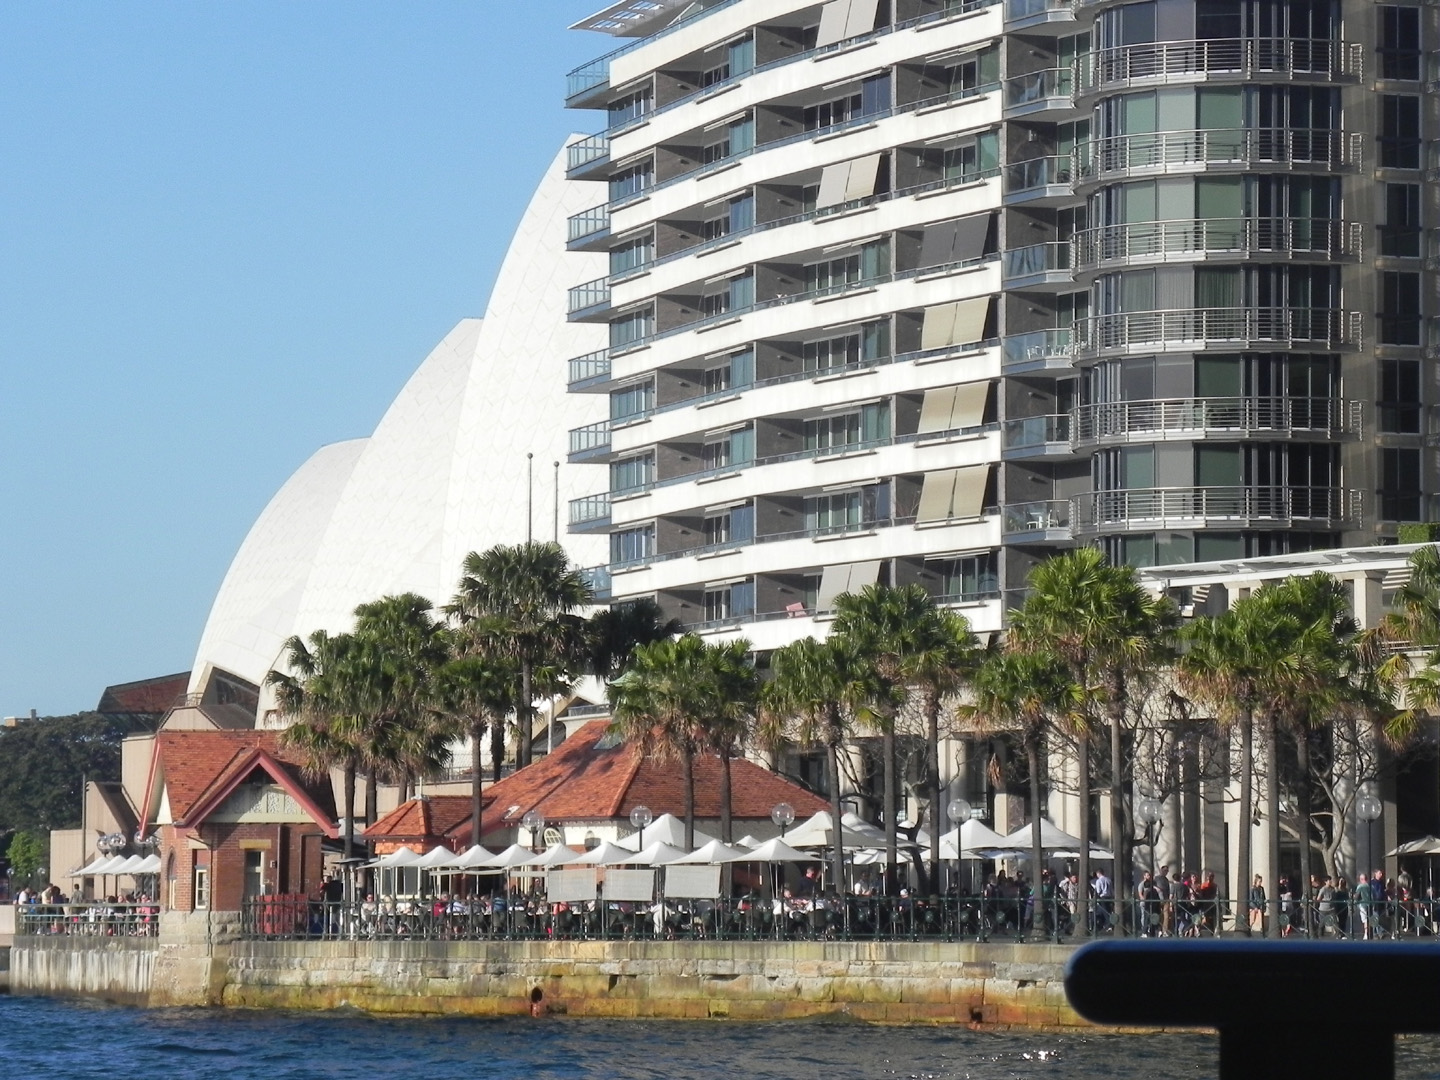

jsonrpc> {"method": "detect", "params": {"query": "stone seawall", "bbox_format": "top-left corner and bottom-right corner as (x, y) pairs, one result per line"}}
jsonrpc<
(10, 936), (156, 1007)
(225, 940), (1084, 1026)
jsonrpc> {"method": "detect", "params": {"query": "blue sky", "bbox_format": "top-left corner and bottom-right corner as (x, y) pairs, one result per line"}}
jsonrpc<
(0, 2), (609, 715)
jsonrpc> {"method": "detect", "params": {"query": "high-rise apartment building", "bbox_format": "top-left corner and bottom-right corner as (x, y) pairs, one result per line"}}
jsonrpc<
(562, 0), (1433, 646)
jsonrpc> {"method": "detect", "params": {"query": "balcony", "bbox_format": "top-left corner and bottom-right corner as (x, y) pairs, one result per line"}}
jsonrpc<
(568, 420), (612, 461)
(1073, 307), (1363, 357)
(567, 277), (612, 321)
(566, 134), (611, 180)
(569, 494), (611, 531)
(1002, 156), (1075, 206)
(1001, 328), (1073, 374)
(1072, 486), (1361, 533)
(1003, 0), (1076, 31)
(1001, 500), (1073, 542)
(579, 565), (612, 603)
(1075, 39), (1364, 99)
(1075, 128), (1364, 186)
(566, 205), (611, 251)
(1002, 414), (1075, 459)
(1071, 397), (1363, 447)
(1001, 241), (1073, 289)
(1072, 217), (1365, 271)
(567, 349), (612, 391)
(1003, 69), (1074, 119)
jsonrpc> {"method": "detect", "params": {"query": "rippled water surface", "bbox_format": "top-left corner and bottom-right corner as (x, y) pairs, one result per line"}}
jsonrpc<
(1, 995), (1436, 1079)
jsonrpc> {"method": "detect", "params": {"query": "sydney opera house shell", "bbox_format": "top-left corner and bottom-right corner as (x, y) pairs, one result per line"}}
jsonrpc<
(186, 145), (608, 725)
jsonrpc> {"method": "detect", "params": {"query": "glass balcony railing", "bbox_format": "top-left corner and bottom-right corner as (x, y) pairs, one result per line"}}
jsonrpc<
(566, 134), (611, 175)
(567, 277), (611, 316)
(568, 421), (611, 457)
(569, 494), (611, 527)
(567, 206), (610, 245)
(1002, 414), (1071, 450)
(1002, 241), (1072, 279)
(1003, 156), (1075, 197)
(1073, 217), (1364, 268)
(568, 350), (612, 388)
(1002, 500), (1072, 535)
(1001, 328), (1073, 368)
(1003, 0), (1074, 23)
(1003, 68), (1074, 111)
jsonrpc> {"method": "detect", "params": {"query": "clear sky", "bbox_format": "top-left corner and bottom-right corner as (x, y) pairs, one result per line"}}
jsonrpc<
(0, 1), (611, 716)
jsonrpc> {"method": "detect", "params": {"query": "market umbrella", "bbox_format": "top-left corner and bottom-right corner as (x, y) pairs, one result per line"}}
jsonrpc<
(939, 819), (1007, 860)
(729, 837), (817, 863)
(114, 855), (146, 874)
(734, 834), (763, 849)
(451, 845), (500, 869)
(669, 839), (751, 864)
(1388, 836), (1440, 856)
(369, 846), (423, 869)
(785, 811), (875, 850)
(89, 855), (128, 875)
(76, 855), (115, 875)
(135, 854), (162, 873)
(523, 844), (585, 868)
(625, 841), (690, 866)
(574, 840), (646, 866)
(616, 813), (717, 851)
(415, 847), (461, 869)
(489, 844), (544, 869)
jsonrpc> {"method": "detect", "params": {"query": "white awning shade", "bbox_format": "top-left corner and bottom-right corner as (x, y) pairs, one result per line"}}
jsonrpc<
(815, 153), (883, 209)
(664, 865), (723, 899)
(920, 297), (993, 351)
(815, 0), (882, 47)
(917, 464), (991, 523)
(918, 381), (991, 434)
(816, 559), (883, 611)
(918, 212), (993, 269)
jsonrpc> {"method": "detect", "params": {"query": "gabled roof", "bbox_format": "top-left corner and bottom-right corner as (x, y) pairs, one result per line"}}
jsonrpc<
(96, 671), (190, 715)
(140, 730), (337, 838)
(448, 721), (828, 845)
(366, 796), (477, 844)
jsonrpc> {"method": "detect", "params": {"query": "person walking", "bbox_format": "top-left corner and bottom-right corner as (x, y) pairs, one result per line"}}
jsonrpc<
(1248, 874), (1266, 935)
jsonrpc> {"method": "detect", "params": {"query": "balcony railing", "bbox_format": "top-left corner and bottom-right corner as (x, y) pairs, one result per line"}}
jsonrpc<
(1073, 486), (1361, 531)
(569, 494), (611, 527)
(568, 349), (612, 389)
(1074, 307), (1363, 354)
(564, 0), (745, 104)
(1075, 38), (1363, 95)
(566, 134), (611, 175)
(1002, 499), (1072, 535)
(568, 421), (612, 457)
(568, 277), (612, 316)
(1003, 156), (1075, 197)
(1002, 241), (1072, 280)
(1001, 328), (1072, 369)
(1003, 68), (1074, 111)
(1002, 413), (1072, 450)
(1071, 397), (1363, 445)
(1075, 128), (1364, 182)
(1073, 217), (1365, 269)
(1003, 0), (1075, 23)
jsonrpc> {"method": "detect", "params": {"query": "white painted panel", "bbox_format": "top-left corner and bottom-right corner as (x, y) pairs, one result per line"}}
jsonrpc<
(917, 470), (959, 523)
(665, 865), (722, 898)
(602, 868), (656, 902)
(546, 868), (599, 903)
(815, 0), (853, 47)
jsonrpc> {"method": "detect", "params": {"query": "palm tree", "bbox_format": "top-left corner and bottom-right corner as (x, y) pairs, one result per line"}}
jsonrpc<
(447, 542), (594, 769)
(692, 639), (759, 844)
(762, 635), (873, 887)
(435, 642), (518, 844)
(966, 647), (1085, 934)
(1009, 548), (1174, 935)
(586, 598), (682, 680)
(268, 629), (366, 858)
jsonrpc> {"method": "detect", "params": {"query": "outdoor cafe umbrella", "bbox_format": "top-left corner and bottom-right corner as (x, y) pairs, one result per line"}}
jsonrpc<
(77, 854), (116, 875)
(993, 820), (1114, 859)
(729, 837), (817, 863)
(785, 811), (876, 850)
(625, 841), (691, 866)
(368, 846), (423, 869)
(489, 844), (544, 870)
(669, 839), (751, 864)
(1388, 836), (1440, 856)
(939, 819), (1007, 860)
(573, 841), (641, 866)
(114, 855), (146, 875)
(523, 844), (586, 868)
(89, 855), (128, 875)
(734, 834), (763, 849)
(415, 847), (461, 869)
(134, 854), (162, 873)
(451, 845), (501, 870)
(616, 813), (717, 851)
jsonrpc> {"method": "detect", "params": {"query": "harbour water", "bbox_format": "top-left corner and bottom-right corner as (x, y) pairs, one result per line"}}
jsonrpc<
(1, 995), (1436, 1079)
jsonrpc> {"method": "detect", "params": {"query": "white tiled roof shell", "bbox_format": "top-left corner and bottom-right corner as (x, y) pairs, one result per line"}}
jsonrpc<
(190, 142), (608, 694)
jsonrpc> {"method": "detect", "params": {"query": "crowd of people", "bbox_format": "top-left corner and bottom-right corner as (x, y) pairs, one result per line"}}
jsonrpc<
(1243, 868), (1439, 938)
(14, 883), (160, 936)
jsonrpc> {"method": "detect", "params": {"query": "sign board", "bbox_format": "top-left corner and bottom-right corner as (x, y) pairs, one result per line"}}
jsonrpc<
(545, 868), (598, 903)
(602, 868), (656, 902)
(664, 864), (721, 899)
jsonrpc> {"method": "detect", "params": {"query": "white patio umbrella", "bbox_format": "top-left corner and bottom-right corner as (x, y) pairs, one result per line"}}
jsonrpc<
(416, 846), (461, 869)
(785, 811), (875, 850)
(843, 812), (896, 846)
(76, 855), (115, 875)
(135, 854), (162, 873)
(368, 846), (423, 869)
(729, 837), (817, 863)
(734, 834), (764, 849)
(1388, 835), (1440, 856)
(992, 821), (1113, 860)
(451, 845), (500, 869)
(523, 844), (585, 868)
(669, 839), (751, 864)
(90, 855), (128, 875)
(114, 855), (146, 874)
(939, 819), (1007, 860)
(488, 844), (544, 869)
(574, 840), (645, 866)
(617, 813), (717, 850)
(626, 841), (690, 866)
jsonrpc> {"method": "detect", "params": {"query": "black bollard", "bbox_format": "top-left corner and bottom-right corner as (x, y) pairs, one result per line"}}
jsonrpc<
(1064, 940), (1440, 1080)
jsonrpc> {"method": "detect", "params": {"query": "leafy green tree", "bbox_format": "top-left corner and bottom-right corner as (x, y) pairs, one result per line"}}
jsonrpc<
(436, 644), (519, 844)
(586, 598), (681, 680)
(692, 639), (759, 844)
(7, 829), (47, 887)
(0, 712), (154, 834)
(447, 542), (593, 768)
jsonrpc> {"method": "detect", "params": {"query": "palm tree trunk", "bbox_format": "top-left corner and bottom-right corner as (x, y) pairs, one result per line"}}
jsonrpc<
(1027, 733), (1047, 935)
(719, 748), (734, 844)
(1264, 709), (1281, 939)
(519, 661), (534, 768)
(683, 746), (696, 849)
(926, 690), (942, 886)
(1237, 704), (1254, 934)
(827, 727), (845, 894)
(490, 717), (504, 782)
(1294, 721), (1314, 936)
(342, 762), (357, 860)
(364, 767), (378, 835)
(1108, 670), (1127, 938)
(471, 719), (485, 847)
(1077, 730), (1092, 935)
(883, 725), (897, 895)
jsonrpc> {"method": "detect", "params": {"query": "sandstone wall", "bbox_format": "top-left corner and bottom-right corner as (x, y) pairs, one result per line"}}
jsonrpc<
(10, 936), (156, 1007)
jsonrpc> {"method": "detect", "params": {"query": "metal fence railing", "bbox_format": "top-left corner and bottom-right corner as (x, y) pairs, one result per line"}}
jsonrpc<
(15, 902), (160, 937)
(237, 896), (1440, 945)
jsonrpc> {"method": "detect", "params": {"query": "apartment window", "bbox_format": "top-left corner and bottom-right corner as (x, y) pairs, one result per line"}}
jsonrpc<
(702, 194), (755, 243)
(701, 290), (731, 318)
(804, 332), (862, 373)
(702, 136), (731, 164)
(704, 579), (754, 623)
(1379, 7), (1422, 80)
(699, 117), (752, 167)
(610, 453), (655, 494)
(1381, 447), (1422, 520)
(1380, 359), (1422, 433)
(805, 91), (862, 130)
(700, 60), (731, 88)
(1380, 184), (1422, 258)
(943, 131), (1000, 183)
(608, 87), (653, 128)
(804, 402), (889, 451)
(944, 47), (1000, 97)
(806, 490), (862, 533)
(1380, 271), (1422, 345)
(931, 552), (999, 601)
(611, 524), (655, 565)
(704, 364), (731, 395)
(702, 214), (730, 242)
(705, 348), (755, 392)
(610, 380), (654, 421)
(1380, 96), (1421, 168)
(610, 307), (653, 349)
(805, 240), (889, 294)
(704, 426), (754, 471)
(610, 159), (654, 202)
(193, 866), (210, 910)
(704, 503), (754, 546)
(610, 234), (653, 276)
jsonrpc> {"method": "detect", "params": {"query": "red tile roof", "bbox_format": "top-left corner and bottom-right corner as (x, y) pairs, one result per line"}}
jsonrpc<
(97, 672), (190, 715)
(366, 796), (477, 845)
(448, 721), (827, 844)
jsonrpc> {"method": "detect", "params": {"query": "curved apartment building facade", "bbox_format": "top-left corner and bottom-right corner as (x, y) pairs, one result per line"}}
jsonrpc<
(563, 0), (1434, 641)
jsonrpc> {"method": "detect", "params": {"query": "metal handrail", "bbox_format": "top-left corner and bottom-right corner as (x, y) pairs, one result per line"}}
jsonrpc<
(1071, 397), (1362, 444)
(565, 0), (746, 103)
(1004, 155), (1074, 194)
(568, 205), (611, 244)
(566, 133), (611, 173)
(1002, 328), (1072, 367)
(16, 902), (161, 937)
(567, 277), (612, 315)
(568, 421), (612, 455)
(1074, 217), (1364, 268)
(1002, 499), (1073, 533)
(1002, 413), (1071, 449)
(1002, 241), (1072, 278)
(1073, 485), (1361, 529)
(610, 514), (926, 573)
(568, 350), (613, 388)
(1075, 307), (1364, 353)
(569, 494), (612, 526)
(1075, 38), (1364, 94)
(1076, 128), (1364, 181)
(1003, 67), (1074, 109)
(1003, 0), (1076, 22)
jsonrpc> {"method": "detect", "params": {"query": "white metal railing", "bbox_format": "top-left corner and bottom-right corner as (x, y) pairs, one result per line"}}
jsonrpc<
(568, 421), (612, 456)
(1074, 486), (1360, 530)
(1071, 397), (1362, 445)
(1074, 307), (1363, 354)
(1076, 128), (1363, 181)
(1003, 68), (1074, 110)
(1002, 499), (1072, 534)
(1073, 217), (1364, 268)
(1075, 38), (1364, 94)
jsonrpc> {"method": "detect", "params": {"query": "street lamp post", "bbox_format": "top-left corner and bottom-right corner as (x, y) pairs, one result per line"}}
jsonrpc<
(946, 799), (971, 895)
(770, 802), (794, 838)
(630, 805), (652, 852)
(1356, 787), (1382, 878)
(1136, 798), (1162, 879)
